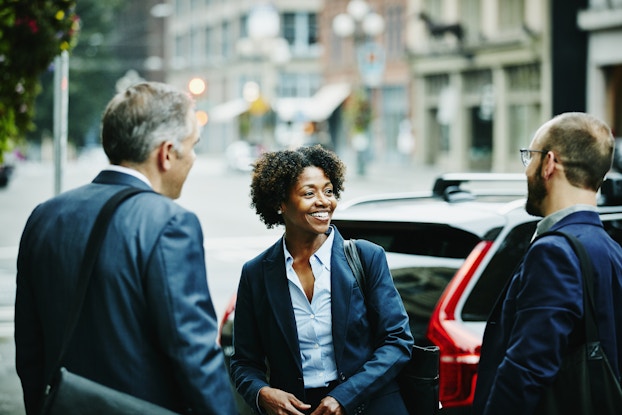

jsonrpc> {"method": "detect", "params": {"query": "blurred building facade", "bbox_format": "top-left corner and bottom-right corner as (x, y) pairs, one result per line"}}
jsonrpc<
(113, 0), (170, 83)
(578, 0), (622, 137)
(164, 0), (324, 153)
(163, 0), (411, 161)
(321, 0), (411, 163)
(140, 0), (609, 171)
(406, 0), (551, 172)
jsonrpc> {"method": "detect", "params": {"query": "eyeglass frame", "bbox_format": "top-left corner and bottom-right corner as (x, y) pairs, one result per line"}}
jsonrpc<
(519, 148), (548, 167)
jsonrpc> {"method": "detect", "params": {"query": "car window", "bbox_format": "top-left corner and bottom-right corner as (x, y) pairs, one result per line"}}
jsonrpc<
(462, 221), (537, 321)
(393, 264), (459, 344)
(334, 220), (480, 344)
(603, 218), (622, 246)
(462, 217), (622, 322)
(332, 220), (481, 259)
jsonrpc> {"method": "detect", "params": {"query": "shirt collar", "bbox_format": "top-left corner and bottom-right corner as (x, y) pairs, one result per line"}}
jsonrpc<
(104, 164), (152, 188)
(283, 226), (335, 271)
(535, 204), (598, 236)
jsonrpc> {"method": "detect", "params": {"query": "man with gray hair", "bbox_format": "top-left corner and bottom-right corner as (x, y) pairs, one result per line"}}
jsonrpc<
(15, 82), (236, 414)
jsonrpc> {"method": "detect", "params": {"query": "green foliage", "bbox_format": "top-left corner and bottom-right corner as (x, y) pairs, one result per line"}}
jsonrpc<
(0, 0), (79, 162)
(29, 0), (128, 151)
(344, 87), (372, 134)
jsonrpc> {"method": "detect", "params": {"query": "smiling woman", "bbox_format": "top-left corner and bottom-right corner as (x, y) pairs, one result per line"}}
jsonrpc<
(231, 144), (414, 415)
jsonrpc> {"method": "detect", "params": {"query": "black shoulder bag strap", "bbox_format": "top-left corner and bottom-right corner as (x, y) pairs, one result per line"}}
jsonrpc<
(344, 241), (441, 415)
(538, 230), (622, 408)
(45, 187), (150, 389)
(537, 231), (599, 349)
(344, 239), (366, 298)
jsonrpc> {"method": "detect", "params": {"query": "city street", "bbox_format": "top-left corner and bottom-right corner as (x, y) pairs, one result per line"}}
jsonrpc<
(0, 149), (440, 414)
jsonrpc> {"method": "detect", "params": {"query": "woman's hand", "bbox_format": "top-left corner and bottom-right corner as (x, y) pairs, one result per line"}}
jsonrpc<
(259, 386), (312, 415)
(310, 396), (345, 415)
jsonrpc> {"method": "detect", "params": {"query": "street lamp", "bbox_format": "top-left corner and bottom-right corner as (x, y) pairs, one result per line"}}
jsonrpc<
(332, 0), (385, 176)
(235, 2), (289, 147)
(333, 1), (385, 41)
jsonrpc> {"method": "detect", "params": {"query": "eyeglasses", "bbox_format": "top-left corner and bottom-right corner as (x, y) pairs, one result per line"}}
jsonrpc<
(519, 148), (548, 167)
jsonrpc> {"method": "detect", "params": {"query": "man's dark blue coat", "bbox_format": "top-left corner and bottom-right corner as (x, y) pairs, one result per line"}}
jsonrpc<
(15, 171), (235, 415)
(474, 211), (622, 414)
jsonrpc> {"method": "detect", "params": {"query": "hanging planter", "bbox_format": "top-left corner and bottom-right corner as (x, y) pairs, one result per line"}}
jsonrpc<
(0, 0), (80, 162)
(344, 87), (372, 134)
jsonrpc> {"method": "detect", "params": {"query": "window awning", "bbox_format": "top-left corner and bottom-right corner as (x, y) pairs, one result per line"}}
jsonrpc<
(208, 99), (249, 123)
(275, 82), (352, 122)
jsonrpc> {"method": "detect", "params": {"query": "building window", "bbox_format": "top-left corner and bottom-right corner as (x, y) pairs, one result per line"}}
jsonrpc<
(507, 63), (540, 91)
(277, 73), (321, 98)
(283, 13), (296, 45)
(386, 5), (404, 59)
(222, 21), (231, 59)
(190, 28), (201, 66)
(172, 32), (189, 68)
(498, 0), (524, 32)
(381, 85), (408, 156)
(240, 14), (248, 39)
(426, 74), (450, 97)
(174, 0), (188, 16)
(464, 70), (492, 95)
(506, 63), (541, 157)
(308, 13), (318, 45)
(509, 104), (541, 155)
(461, 0), (481, 44)
(427, 0), (443, 20)
(330, 31), (346, 66)
(205, 27), (214, 59)
(281, 12), (318, 54)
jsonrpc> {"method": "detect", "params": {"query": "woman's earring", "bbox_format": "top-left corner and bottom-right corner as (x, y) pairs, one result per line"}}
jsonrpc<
(277, 209), (282, 215)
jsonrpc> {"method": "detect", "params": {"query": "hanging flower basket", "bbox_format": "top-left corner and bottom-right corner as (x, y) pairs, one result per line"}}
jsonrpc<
(0, 0), (80, 162)
(344, 87), (372, 134)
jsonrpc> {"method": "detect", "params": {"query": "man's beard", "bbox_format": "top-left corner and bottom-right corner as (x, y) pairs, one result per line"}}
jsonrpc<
(526, 171), (547, 217)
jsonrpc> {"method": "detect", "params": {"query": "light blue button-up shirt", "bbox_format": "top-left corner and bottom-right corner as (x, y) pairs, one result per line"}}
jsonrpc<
(283, 230), (338, 388)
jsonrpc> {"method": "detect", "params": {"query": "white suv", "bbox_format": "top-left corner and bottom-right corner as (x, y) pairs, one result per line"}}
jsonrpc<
(331, 173), (622, 414)
(219, 173), (622, 414)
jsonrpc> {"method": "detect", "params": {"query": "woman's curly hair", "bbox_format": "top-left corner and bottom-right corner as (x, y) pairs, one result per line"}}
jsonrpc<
(250, 145), (346, 228)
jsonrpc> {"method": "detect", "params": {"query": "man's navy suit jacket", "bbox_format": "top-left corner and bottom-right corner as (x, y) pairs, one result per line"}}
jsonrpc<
(230, 227), (414, 415)
(15, 171), (235, 415)
(474, 210), (622, 415)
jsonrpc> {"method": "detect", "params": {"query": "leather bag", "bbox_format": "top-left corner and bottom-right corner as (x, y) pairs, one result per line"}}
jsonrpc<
(40, 187), (178, 415)
(344, 239), (440, 415)
(533, 231), (622, 415)
(41, 368), (178, 415)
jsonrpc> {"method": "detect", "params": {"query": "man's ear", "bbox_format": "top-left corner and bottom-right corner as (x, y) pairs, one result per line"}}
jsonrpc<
(542, 151), (557, 179)
(157, 141), (175, 172)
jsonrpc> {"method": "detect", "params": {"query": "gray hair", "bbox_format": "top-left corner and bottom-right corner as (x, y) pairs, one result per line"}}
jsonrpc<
(101, 82), (195, 164)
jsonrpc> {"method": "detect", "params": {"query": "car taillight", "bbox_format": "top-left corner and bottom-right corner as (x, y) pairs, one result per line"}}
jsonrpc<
(426, 240), (493, 408)
(217, 293), (237, 346)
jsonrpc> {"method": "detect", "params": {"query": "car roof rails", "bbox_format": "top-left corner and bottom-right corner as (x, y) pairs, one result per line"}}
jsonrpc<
(432, 173), (526, 201)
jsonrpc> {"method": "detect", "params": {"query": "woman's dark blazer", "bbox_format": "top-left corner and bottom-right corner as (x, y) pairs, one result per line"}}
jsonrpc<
(230, 227), (414, 414)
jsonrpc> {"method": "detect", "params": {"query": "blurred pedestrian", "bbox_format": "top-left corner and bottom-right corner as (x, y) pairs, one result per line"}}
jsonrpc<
(473, 112), (622, 414)
(15, 82), (236, 415)
(230, 145), (413, 415)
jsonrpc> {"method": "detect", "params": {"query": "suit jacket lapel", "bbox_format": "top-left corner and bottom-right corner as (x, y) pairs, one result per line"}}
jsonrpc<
(263, 239), (303, 370)
(330, 231), (353, 364)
